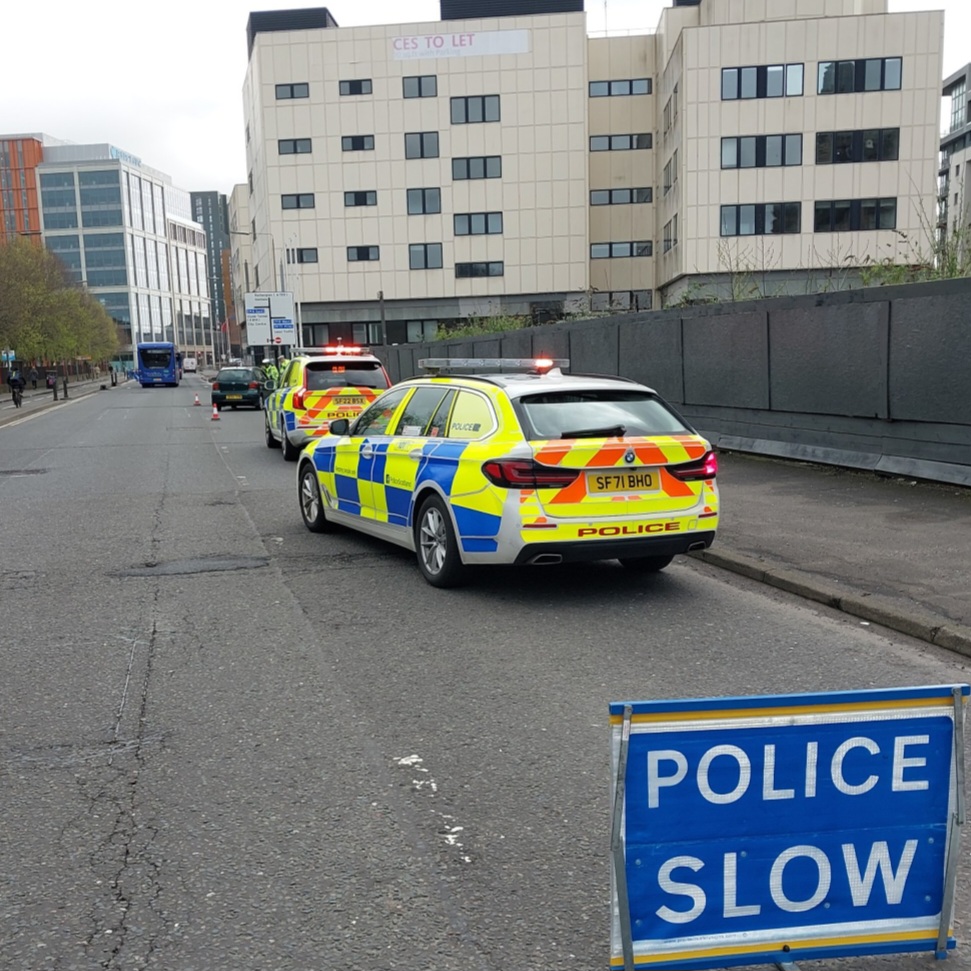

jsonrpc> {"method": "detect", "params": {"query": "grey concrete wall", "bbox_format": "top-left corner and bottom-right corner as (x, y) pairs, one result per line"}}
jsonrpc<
(376, 278), (971, 486)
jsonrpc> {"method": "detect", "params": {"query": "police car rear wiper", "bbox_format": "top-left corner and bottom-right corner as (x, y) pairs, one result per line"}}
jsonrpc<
(559, 424), (627, 439)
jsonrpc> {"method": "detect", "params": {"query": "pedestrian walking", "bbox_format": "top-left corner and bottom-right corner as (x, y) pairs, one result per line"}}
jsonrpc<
(29, 366), (38, 390)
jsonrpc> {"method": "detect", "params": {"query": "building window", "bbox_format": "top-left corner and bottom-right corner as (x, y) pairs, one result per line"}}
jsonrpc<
(590, 188), (653, 205)
(407, 320), (439, 341)
(454, 212), (503, 235)
(339, 79), (372, 96)
(281, 194), (315, 210)
(589, 241), (653, 258)
(407, 187), (441, 214)
(663, 150), (680, 193)
(721, 134), (803, 168)
(949, 80), (967, 133)
(720, 203), (801, 236)
(278, 138), (312, 155)
(817, 57), (902, 94)
(276, 82), (309, 99)
(452, 155), (502, 180)
(721, 64), (804, 100)
(347, 246), (380, 262)
(342, 135), (375, 152)
(450, 95), (500, 123)
(662, 85), (679, 133)
(815, 128), (900, 164)
(403, 75), (437, 98)
(589, 78), (652, 97)
(662, 216), (679, 253)
(590, 134), (652, 151)
(813, 198), (897, 232)
(409, 243), (444, 270)
(455, 261), (504, 278)
(590, 290), (653, 312)
(344, 190), (377, 207)
(295, 248), (318, 263)
(405, 131), (440, 159)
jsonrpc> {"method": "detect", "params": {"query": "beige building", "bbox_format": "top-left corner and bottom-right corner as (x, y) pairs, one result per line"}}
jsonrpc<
(234, 0), (943, 348)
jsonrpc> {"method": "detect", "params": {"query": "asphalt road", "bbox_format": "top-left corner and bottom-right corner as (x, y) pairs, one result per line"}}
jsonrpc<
(0, 379), (969, 971)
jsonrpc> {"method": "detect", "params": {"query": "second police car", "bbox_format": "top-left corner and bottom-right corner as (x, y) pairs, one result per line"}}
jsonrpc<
(296, 358), (719, 587)
(263, 344), (392, 459)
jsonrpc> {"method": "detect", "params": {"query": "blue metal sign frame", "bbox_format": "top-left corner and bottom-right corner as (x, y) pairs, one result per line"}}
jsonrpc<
(609, 684), (968, 970)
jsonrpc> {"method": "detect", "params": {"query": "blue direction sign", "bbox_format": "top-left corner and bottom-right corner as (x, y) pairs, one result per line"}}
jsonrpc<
(609, 684), (968, 970)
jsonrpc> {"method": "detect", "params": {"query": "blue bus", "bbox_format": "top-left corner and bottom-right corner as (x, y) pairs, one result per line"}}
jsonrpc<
(136, 342), (181, 387)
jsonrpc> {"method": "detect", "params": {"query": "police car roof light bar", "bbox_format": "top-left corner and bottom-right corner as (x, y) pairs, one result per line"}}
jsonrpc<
(291, 345), (369, 356)
(418, 357), (570, 375)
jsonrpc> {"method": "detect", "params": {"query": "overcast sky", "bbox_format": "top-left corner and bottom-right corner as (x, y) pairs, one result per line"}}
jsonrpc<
(2, 0), (964, 197)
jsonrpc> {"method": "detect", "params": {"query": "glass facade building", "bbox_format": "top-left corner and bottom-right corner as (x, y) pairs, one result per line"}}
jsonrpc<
(28, 142), (212, 366)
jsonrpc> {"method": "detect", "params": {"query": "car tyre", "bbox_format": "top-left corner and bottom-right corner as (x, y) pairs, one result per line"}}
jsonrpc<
(415, 495), (467, 588)
(281, 421), (300, 461)
(619, 555), (674, 573)
(298, 463), (332, 533)
(264, 416), (277, 448)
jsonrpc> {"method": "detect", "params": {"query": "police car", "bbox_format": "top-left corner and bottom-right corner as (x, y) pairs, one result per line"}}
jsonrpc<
(296, 358), (719, 587)
(263, 345), (392, 460)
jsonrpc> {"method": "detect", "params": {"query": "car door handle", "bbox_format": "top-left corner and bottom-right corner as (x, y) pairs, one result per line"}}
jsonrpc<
(362, 444), (374, 459)
(408, 448), (423, 461)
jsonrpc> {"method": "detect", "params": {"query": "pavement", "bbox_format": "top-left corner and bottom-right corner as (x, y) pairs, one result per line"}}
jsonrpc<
(693, 451), (971, 659)
(3, 381), (970, 659)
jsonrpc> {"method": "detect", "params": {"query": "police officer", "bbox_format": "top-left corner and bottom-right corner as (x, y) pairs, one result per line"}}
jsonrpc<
(262, 358), (279, 384)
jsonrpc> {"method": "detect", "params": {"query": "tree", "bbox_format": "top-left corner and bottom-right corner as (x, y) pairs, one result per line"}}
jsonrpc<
(0, 236), (118, 363)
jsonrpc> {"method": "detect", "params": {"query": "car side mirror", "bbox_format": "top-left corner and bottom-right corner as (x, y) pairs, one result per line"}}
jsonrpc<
(263, 379), (276, 391)
(328, 418), (350, 436)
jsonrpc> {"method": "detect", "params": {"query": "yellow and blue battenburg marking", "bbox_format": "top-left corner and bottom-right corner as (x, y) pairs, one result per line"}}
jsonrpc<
(313, 439), (503, 548)
(609, 684), (969, 970)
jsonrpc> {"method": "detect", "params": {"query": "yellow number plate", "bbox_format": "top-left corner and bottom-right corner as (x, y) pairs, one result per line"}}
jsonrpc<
(587, 469), (657, 493)
(226, 394), (243, 400)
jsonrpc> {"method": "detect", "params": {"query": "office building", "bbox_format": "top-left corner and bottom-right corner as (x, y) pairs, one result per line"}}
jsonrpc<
(191, 191), (237, 360)
(940, 64), (971, 245)
(0, 134), (213, 367)
(234, 0), (943, 347)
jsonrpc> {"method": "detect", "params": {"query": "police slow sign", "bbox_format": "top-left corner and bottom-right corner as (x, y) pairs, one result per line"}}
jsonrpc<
(609, 685), (968, 970)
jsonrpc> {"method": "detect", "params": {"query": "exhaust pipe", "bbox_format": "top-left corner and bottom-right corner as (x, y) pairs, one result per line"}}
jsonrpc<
(688, 541), (708, 551)
(530, 553), (563, 565)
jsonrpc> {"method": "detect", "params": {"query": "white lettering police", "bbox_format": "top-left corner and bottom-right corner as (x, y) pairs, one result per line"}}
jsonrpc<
(646, 734), (930, 924)
(647, 736), (930, 807)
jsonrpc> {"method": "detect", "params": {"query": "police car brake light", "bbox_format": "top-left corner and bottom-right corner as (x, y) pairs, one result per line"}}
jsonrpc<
(668, 451), (718, 481)
(292, 386), (308, 409)
(482, 459), (579, 489)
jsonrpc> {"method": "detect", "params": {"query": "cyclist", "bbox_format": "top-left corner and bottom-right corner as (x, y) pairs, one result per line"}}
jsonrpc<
(8, 368), (25, 408)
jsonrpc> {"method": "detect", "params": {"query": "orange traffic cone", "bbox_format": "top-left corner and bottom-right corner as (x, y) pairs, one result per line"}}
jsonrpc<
(211, 404), (220, 421)
(193, 393), (201, 406)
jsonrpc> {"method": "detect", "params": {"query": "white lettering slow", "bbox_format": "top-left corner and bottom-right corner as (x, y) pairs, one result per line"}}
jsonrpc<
(723, 853), (760, 918)
(656, 857), (705, 923)
(769, 846), (831, 913)
(842, 840), (918, 905)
